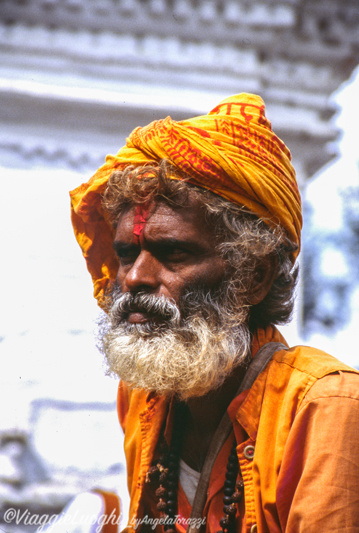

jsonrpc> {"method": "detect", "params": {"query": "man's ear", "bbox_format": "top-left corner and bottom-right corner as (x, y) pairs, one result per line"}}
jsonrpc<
(247, 255), (277, 305)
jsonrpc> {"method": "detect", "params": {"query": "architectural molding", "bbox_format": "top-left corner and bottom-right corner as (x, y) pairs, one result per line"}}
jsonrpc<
(0, 1), (359, 177)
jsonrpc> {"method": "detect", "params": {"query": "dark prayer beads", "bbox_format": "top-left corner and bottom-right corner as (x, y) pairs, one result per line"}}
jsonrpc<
(146, 403), (244, 533)
(217, 440), (243, 533)
(147, 403), (185, 528)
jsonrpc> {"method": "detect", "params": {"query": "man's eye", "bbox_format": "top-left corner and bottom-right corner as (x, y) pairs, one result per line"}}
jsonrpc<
(119, 254), (138, 265)
(162, 247), (189, 261)
(115, 248), (139, 265)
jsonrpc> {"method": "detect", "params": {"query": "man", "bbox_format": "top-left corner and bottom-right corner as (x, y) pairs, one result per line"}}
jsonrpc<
(70, 93), (359, 532)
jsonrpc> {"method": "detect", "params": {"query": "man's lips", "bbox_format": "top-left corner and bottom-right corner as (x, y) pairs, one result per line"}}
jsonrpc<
(127, 312), (152, 324)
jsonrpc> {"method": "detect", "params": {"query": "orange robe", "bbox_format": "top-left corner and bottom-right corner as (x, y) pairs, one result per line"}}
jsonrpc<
(117, 327), (359, 533)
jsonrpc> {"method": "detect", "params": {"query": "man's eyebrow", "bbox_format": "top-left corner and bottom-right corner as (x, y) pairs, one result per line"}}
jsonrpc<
(113, 237), (210, 255)
(112, 241), (139, 255)
(149, 237), (199, 247)
(149, 237), (209, 253)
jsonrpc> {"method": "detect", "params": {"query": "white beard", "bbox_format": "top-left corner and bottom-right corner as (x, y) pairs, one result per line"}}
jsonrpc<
(98, 288), (251, 400)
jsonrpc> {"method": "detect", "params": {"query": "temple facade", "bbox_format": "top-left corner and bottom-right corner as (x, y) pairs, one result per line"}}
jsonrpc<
(1, 0), (359, 179)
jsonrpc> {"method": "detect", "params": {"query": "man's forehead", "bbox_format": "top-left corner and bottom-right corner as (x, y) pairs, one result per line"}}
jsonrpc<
(115, 200), (211, 242)
(132, 203), (150, 244)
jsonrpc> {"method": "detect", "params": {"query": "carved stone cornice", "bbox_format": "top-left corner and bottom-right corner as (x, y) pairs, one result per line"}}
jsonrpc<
(0, 0), (359, 178)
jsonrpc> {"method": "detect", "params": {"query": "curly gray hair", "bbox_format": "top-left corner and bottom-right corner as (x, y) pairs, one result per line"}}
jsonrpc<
(102, 160), (298, 329)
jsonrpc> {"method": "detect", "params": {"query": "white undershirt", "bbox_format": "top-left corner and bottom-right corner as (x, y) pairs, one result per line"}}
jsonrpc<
(179, 459), (201, 506)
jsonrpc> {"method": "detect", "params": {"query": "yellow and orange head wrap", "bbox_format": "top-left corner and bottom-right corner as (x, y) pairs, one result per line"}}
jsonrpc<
(70, 93), (302, 309)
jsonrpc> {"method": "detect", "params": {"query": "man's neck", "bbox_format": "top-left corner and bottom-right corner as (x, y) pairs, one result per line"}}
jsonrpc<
(180, 364), (247, 472)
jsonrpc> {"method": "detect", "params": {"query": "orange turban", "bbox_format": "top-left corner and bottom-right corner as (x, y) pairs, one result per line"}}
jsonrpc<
(70, 93), (302, 309)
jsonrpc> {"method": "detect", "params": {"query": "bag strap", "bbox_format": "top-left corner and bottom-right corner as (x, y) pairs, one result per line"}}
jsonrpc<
(187, 342), (287, 533)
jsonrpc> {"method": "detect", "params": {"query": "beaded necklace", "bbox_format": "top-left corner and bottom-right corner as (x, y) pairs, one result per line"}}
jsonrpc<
(146, 402), (244, 533)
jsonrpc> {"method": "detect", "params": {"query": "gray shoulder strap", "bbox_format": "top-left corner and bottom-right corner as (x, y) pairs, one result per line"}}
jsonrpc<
(187, 341), (287, 533)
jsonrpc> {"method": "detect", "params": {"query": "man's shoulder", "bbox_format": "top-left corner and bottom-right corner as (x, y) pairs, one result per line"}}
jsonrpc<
(237, 344), (359, 442)
(300, 369), (359, 408)
(271, 343), (358, 380)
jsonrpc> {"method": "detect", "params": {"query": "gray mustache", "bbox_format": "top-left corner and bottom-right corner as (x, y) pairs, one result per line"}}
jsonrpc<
(110, 290), (181, 325)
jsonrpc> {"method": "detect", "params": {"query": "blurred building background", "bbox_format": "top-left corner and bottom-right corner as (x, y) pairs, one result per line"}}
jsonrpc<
(0, 0), (359, 530)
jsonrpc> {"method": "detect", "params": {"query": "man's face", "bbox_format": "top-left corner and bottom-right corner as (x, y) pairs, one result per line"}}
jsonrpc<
(113, 199), (227, 320)
(99, 197), (251, 399)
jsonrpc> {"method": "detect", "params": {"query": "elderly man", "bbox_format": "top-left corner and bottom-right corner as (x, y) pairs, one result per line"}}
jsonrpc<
(70, 94), (359, 532)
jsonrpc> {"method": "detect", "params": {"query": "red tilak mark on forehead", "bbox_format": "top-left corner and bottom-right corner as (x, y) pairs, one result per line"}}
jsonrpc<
(133, 204), (150, 244)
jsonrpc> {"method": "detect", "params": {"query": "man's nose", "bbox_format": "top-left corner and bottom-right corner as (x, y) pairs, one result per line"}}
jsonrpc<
(121, 251), (161, 292)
